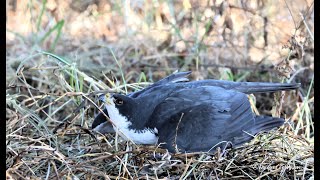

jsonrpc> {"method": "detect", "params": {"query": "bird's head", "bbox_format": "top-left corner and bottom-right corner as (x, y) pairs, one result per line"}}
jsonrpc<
(93, 93), (158, 144)
(91, 93), (137, 133)
(104, 93), (138, 125)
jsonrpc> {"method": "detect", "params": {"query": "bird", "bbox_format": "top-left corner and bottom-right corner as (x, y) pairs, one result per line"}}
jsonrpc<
(92, 71), (191, 134)
(92, 71), (300, 153)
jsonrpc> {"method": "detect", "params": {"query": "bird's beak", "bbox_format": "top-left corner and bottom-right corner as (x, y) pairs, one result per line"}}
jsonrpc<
(105, 93), (113, 105)
(98, 93), (113, 105)
(98, 94), (106, 102)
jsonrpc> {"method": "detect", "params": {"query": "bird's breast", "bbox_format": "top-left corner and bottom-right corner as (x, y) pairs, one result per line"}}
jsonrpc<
(116, 127), (158, 144)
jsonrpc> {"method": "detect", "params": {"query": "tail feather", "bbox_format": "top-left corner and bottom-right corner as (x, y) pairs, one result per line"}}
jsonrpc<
(251, 115), (285, 134)
(233, 115), (285, 147)
(234, 82), (301, 94)
(191, 80), (300, 94)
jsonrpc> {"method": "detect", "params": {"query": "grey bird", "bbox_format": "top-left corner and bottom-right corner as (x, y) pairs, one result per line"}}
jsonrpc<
(92, 71), (300, 153)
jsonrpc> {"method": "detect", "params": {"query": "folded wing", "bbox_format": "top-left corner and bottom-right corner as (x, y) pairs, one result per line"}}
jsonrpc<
(148, 86), (281, 153)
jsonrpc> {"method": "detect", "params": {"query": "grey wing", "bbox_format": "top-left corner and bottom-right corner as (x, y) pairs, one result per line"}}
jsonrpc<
(148, 86), (257, 153)
(186, 80), (300, 94)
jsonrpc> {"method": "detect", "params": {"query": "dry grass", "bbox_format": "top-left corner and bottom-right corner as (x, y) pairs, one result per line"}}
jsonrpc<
(6, 0), (314, 179)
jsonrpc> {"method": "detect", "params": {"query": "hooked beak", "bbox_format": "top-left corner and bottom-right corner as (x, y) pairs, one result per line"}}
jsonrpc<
(98, 93), (113, 105)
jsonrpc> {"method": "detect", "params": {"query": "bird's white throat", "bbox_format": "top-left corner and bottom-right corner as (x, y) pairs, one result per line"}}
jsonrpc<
(105, 98), (158, 144)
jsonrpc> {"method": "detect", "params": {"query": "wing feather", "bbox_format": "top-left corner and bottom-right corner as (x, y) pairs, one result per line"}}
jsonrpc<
(148, 86), (256, 152)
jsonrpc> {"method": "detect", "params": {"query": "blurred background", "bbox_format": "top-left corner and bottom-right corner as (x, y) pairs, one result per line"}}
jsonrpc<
(6, 0), (314, 127)
(7, 0), (314, 80)
(6, 0), (314, 179)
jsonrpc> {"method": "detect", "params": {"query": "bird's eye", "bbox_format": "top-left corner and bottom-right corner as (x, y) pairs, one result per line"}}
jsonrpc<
(114, 98), (124, 105)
